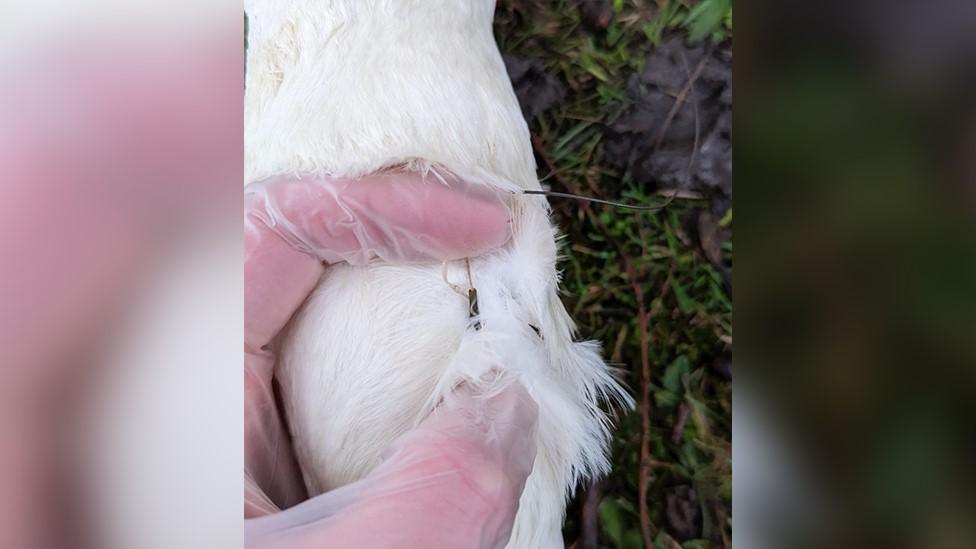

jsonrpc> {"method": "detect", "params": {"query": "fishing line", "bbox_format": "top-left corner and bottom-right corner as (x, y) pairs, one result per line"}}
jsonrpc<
(521, 189), (685, 211)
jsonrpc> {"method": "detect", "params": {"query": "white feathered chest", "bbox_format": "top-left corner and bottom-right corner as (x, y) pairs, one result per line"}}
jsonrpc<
(244, 2), (630, 547)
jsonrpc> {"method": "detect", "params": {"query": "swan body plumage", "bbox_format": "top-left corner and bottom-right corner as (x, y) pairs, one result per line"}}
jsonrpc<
(244, 2), (632, 546)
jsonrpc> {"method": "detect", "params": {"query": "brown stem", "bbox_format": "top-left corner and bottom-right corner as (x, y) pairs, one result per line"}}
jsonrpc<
(623, 255), (656, 549)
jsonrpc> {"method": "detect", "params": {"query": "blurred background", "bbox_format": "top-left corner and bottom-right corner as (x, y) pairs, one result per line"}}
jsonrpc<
(736, 0), (976, 548)
(0, 1), (243, 548)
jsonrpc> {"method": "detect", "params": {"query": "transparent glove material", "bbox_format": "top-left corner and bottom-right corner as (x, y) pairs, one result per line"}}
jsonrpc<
(245, 383), (539, 549)
(246, 170), (512, 266)
(244, 169), (524, 545)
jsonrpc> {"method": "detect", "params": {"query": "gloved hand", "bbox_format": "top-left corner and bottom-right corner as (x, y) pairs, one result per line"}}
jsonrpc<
(244, 170), (539, 549)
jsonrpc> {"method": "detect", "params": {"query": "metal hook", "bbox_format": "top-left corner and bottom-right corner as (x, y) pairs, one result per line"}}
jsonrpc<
(443, 258), (482, 331)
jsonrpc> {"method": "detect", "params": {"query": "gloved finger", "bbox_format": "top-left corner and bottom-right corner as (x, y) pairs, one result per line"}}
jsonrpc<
(244, 214), (322, 511)
(245, 382), (539, 549)
(246, 169), (512, 267)
(244, 211), (324, 364)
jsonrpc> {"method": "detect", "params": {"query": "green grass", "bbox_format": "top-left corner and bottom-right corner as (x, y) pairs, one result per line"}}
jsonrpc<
(494, 1), (732, 547)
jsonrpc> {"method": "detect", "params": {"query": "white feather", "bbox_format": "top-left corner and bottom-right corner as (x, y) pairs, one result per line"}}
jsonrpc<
(245, 1), (634, 547)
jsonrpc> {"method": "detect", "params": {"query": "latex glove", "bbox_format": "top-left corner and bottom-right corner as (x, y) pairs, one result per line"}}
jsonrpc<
(244, 170), (538, 548)
(247, 383), (538, 549)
